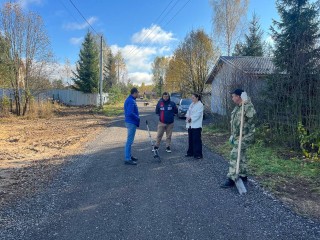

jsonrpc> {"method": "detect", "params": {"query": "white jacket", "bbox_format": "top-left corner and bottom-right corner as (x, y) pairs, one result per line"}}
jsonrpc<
(186, 101), (204, 129)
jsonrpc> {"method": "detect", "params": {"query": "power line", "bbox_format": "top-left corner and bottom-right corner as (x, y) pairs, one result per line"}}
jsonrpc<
(153, 0), (176, 24)
(164, 0), (191, 27)
(127, 0), (179, 57)
(129, 0), (192, 59)
(68, 0), (99, 35)
(58, 0), (82, 26)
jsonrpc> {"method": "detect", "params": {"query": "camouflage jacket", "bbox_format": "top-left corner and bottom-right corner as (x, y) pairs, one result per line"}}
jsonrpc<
(230, 100), (256, 146)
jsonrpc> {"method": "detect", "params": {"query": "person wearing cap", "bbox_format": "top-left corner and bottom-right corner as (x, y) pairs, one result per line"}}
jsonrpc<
(153, 92), (178, 153)
(124, 87), (140, 165)
(220, 89), (256, 188)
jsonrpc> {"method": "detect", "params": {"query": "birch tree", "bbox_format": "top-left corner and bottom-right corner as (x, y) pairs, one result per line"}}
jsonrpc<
(0, 2), (52, 115)
(210, 0), (249, 56)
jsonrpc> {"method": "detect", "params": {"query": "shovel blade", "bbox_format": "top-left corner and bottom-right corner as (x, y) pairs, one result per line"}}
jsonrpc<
(235, 178), (247, 195)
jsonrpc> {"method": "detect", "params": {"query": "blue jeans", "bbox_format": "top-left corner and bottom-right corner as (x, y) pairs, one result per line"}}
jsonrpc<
(125, 122), (137, 161)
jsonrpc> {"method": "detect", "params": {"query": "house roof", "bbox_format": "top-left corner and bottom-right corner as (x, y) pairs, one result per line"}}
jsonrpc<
(206, 56), (276, 84)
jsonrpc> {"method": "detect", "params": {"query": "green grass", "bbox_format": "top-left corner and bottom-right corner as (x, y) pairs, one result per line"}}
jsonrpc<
(202, 124), (229, 134)
(95, 104), (124, 117)
(203, 123), (320, 184)
(203, 123), (320, 218)
(247, 143), (320, 180)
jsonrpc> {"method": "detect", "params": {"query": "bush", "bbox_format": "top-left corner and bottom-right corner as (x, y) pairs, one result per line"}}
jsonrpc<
(298, 122), (320, 161)
(26, 99), (57, 119)
(108, 86), (127, 104)
(0, 96), (11, 116)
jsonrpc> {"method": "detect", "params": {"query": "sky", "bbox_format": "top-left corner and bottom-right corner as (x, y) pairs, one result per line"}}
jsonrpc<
(0, 0), (278, 85)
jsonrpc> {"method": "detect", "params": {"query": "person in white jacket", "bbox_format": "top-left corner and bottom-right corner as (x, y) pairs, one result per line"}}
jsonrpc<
(185, 93), (204, 159)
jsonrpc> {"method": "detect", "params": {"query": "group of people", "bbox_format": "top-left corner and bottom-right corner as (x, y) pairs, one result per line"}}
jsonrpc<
(123, 87), (256, 189)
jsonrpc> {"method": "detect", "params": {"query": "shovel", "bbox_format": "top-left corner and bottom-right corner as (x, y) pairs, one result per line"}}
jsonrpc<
(234, 92), (248, 195)
(146, 120), (161, 162)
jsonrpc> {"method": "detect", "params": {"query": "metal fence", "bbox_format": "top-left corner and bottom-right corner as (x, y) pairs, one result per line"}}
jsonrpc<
(0, 88), (109, 106)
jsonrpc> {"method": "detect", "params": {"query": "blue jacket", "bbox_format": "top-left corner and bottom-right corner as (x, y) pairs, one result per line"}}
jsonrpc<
(156, 97), (178, 124)
(124, 95), (140, 127)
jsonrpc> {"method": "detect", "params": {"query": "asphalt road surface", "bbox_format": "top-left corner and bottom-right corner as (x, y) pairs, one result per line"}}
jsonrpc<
(1, 102), (319, 240)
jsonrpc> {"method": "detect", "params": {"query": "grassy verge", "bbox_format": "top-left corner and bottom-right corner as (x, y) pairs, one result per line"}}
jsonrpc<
(96, 103), (124, 117)
(203, 123), (320, 219)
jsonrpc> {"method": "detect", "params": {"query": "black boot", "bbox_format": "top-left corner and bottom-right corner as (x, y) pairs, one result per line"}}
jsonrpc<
(240, 176), (248, 182)
(220, 178), (235, 188)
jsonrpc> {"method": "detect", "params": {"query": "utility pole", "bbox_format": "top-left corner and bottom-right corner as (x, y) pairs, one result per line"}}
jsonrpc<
(99, 35), (103, 108)
(117, 61), (120, 84)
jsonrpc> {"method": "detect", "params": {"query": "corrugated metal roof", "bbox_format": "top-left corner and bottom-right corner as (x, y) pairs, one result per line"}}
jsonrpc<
(206, 56), (276, 84)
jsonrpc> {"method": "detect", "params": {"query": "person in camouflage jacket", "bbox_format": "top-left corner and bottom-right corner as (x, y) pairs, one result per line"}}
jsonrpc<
(220, 89), (256, 188)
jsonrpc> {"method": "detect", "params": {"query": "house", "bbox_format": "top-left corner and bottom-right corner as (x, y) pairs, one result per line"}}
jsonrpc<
(205, 56), (275, 115)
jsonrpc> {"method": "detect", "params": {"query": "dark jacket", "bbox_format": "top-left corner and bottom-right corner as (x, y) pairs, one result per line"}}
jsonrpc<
(156, 97), (178, 124)
(124, 95), (140, 127)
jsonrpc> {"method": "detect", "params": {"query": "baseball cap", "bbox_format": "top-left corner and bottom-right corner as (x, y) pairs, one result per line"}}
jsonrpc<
(230, 89), (244, 96)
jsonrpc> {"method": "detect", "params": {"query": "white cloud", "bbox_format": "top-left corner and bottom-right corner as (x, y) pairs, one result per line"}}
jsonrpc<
(265, 35), (275, 46)
(63, 17), (98, 30)
(70, 37), (83, 45)
(128, 72), (153, 85)
(19, 0), (43, 9)
(110, 44), (157, 73)
(132, 24), (176, 45)
(50, 62), (76, 85)
(109, 43), (172, 85)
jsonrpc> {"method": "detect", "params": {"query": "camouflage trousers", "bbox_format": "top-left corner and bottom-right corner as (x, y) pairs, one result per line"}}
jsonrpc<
(227, 141), (248, 181)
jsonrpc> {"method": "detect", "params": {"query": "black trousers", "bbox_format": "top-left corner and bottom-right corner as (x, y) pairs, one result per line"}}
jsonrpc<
(187, 128), (203, 158)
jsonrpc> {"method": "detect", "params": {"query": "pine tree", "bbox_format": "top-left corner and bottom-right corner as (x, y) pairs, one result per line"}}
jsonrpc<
(244, 13), (264, 56)
(232, 42), (245, 56)
(103, 50), (117, 91)
(72, 32), (99, 93)
(232, 13), (264, 56)
(268, 0), (320, 144)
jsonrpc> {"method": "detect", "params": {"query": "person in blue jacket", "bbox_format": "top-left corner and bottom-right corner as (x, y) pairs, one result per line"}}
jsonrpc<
(154, 92), (178, 153)
(124, 88), (140, 165)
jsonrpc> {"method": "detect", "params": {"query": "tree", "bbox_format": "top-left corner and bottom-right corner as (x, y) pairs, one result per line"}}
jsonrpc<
(232, 42), (246, 56)
(0, 2), (52, 116)
(152, 56), (169, 96)
(114, 51), (127, 84)
(64, 58), (72, 86)
(103, 49), (117, 91)
(52, 78), (65, 89)
(165, 29), (219, 97)
(233, 13), (264, 56)
(0, 34), (11, 88)
(210, 0), (249, 56)
(165, 57), (182, 94)
(72, 31), (99, 93)
(267, 0), (320, 145)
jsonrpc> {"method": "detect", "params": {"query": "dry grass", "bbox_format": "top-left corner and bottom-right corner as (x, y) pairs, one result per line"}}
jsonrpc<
(0, 106), (109, 207)
(26, 100), (60, 119)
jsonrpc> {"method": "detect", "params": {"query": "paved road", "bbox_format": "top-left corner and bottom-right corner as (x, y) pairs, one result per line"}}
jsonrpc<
(1, 102), (320, 240)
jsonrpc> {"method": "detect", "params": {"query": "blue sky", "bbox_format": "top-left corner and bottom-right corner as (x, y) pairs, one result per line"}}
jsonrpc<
(1, 0), (278, 85)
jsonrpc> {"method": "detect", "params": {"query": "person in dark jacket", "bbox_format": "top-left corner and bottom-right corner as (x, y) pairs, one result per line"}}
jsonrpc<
(154, 92), (178, 153)
(124, 88), (140, 165)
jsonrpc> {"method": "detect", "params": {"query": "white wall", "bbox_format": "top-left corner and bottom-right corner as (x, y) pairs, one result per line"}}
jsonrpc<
(46, 89), (109, 106)
(210, 64), (233, 115)
(0, 88), (109, 106)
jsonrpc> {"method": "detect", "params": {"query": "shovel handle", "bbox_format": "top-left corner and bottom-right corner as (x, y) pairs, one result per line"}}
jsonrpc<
(236, 101), (245, 175)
